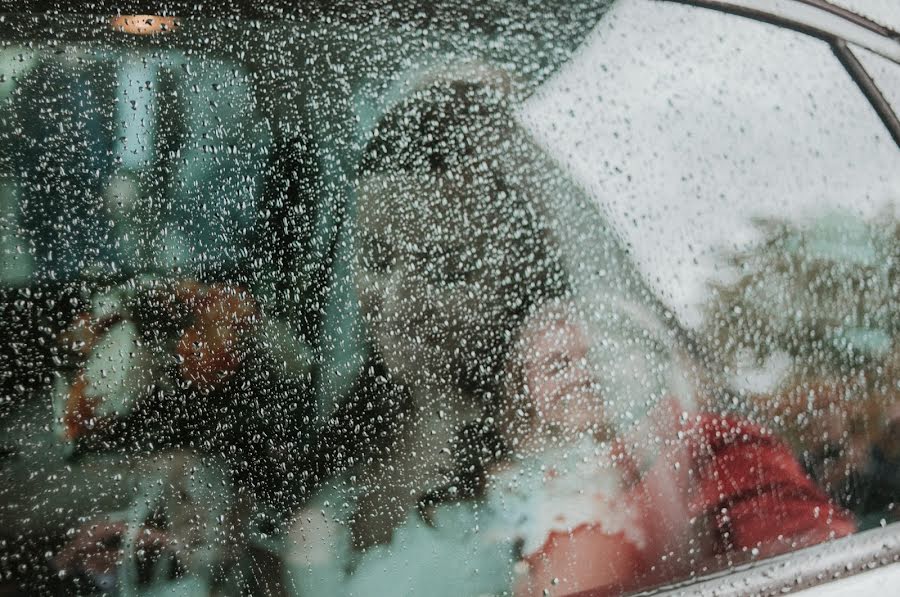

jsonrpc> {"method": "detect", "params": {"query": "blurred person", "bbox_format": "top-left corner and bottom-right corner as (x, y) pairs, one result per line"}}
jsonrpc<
(0, 276), (316, 595)
(284, 75), (854, 597)
(505, 302), (856, 595)
(284, 77), (578, 595)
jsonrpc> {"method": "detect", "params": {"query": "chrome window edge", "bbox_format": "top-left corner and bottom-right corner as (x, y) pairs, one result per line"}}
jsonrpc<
(642, 524), (900, 596)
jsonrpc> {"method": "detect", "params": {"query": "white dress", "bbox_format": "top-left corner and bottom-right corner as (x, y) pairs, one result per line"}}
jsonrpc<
(283, 436), (643, 597)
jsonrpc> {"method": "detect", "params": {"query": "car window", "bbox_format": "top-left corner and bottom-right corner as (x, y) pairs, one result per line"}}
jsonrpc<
(0, 2), (897, 596)
(523, 0), (900, 329)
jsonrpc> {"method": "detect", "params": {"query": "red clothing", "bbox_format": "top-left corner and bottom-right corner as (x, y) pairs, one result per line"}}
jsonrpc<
(686, 415), (854, 556)
(564, 413), (855, 597)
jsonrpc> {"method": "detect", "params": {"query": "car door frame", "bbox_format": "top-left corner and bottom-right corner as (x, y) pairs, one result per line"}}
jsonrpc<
(655, 0), (900, 145)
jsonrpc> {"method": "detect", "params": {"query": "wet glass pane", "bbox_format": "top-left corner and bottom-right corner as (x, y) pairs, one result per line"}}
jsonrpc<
(0, 2), (897, 596)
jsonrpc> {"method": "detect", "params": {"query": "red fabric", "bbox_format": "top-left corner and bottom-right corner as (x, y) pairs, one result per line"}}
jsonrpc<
(558, 413), (855, 597)
(685, 414), (855, 555)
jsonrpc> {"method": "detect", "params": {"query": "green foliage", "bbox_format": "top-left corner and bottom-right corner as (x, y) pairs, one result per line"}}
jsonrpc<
(705, 210), (899, 382)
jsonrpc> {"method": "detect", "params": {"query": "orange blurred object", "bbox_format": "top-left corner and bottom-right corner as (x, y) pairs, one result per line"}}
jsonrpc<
(109, 15), (178, 36)
(176, 283), (258, 393)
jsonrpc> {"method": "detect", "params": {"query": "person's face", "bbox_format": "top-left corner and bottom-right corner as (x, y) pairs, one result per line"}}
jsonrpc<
(517, 311), (606, 436)
(354, 173), (528, 391)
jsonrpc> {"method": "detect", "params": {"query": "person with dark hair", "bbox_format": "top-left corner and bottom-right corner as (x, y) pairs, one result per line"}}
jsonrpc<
(284, 74), (649, 596)
(283, 75), (855, 597)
